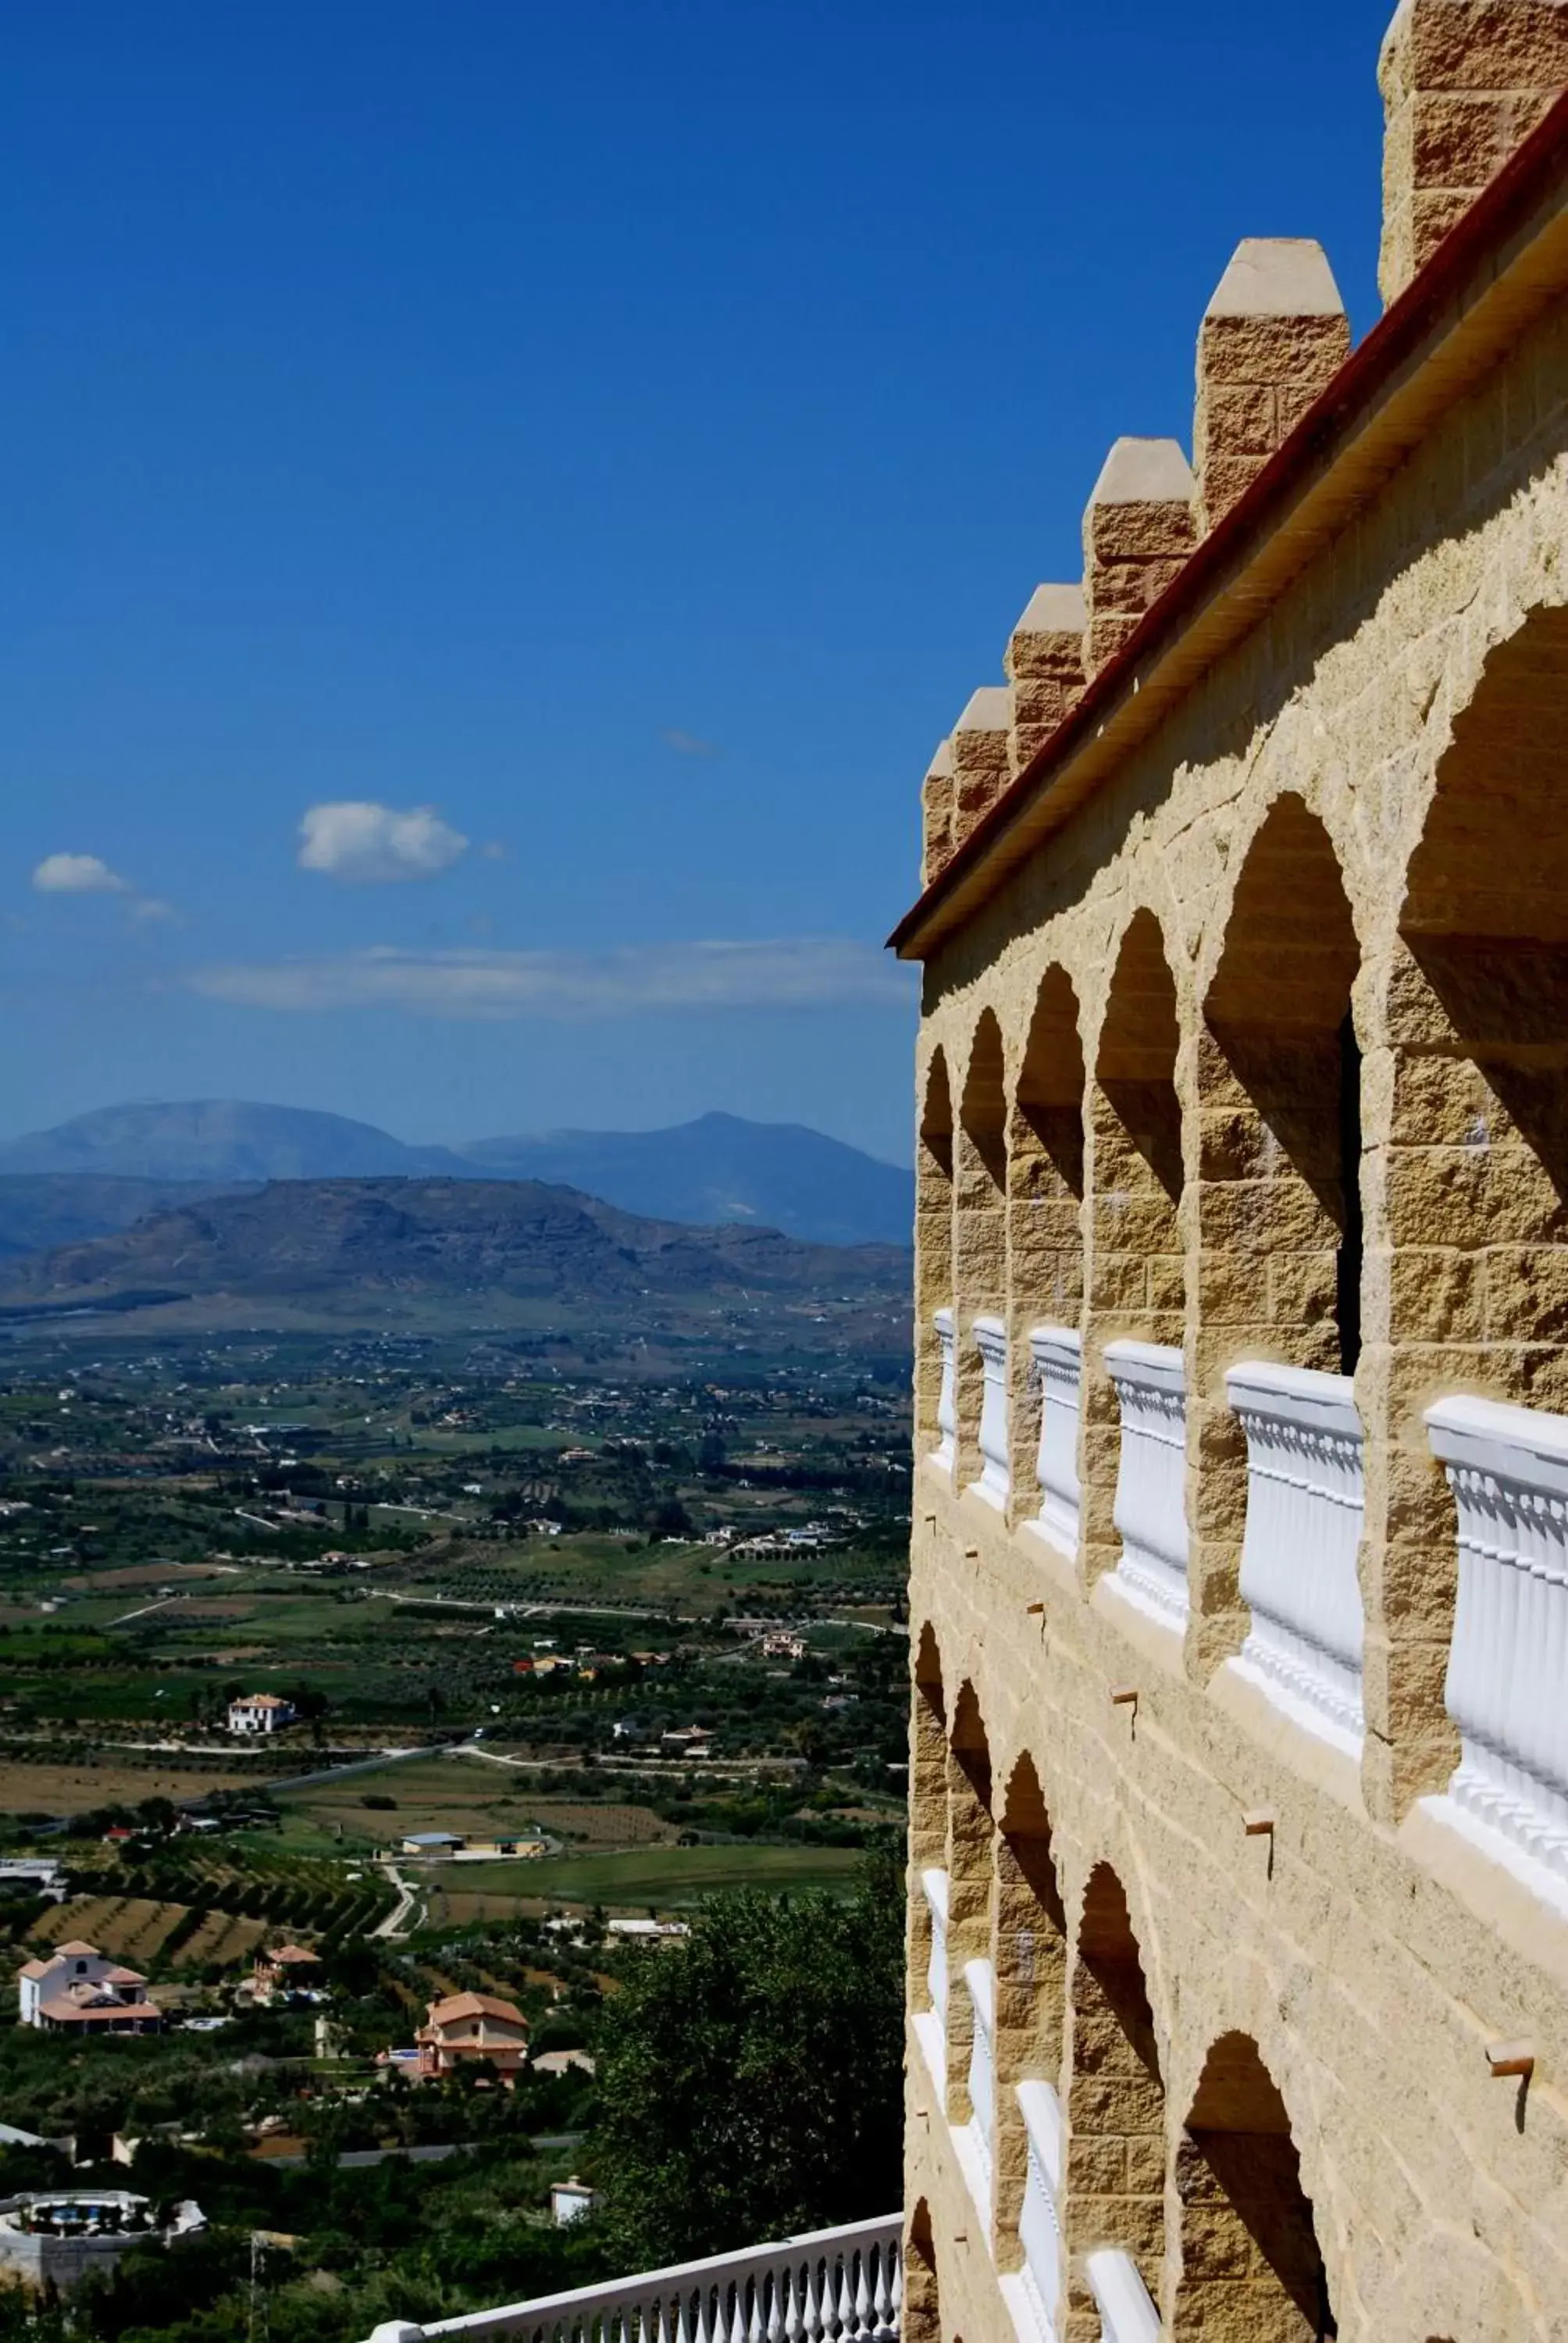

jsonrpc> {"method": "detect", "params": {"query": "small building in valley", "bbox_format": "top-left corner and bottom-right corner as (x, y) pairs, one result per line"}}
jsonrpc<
(226, 1692), (296, 1736)
(414, 1990), (529, 2081)
(0, 2192), (205, 2291)
(252, 1944), (323, 2003)
(18, 1944), (164, 2035)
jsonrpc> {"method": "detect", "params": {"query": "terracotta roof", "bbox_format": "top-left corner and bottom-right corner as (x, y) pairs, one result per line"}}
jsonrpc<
(40, 1997), (162, 2025)
(18, 1960), (51, 1981)
(424, 1990), (526, 2028)
(98, 1963), (148, 1986)
(52, 1941), (101, 1958)
(889, 87), (1568, 958)
(264, 1945), (320, 1964)
(232, 1692), (291, 1707)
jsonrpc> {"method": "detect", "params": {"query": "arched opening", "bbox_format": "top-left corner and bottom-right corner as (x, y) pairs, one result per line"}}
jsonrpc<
(918, 1051), (955, 1464)
(957, 1014), (1008, 1490)
(1064, 1864), (1165, 2320)
(1083, 913), (1186, 1587)
(903, 2202), (941, 2343)
(1173, 2032), (1335, 2341)
(946, 1684), (996, 2197)
(910, 1625), (948, 2089)
(1204, 794), (1363, 1378)
(1387, 604), (1568, 1806)
(992, 1757), (1068, 2331)
(1009, 969), (1087, 1507)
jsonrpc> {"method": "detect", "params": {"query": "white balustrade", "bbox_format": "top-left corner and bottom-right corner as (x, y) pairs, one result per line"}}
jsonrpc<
(932, 1310), (957, 1475)
(972, 1318), (1010, 1509)
(1424, 1394), (1568, 1904)
(1082, 2249), (1159, 2343)
(963, 1959), (996, 2185)
(1104, 1341), (1190, 1632)
(365, 2216), (904, 2343)
(1012, 2081), (1064, 2343)
(1226, 1361), (1366, 1756)
(912, 1868), (949, 2095)
(1027, 1328), (1081, 1562)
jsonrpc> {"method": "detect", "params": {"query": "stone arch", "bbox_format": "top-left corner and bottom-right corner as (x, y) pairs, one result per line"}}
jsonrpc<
(1008, 968), (1088, 1505)
(944, 1681), (996, 2154)
(917, 1049), (955, 1460)
(992, 1754), (1069, 2307)
(1203, 791), (1363, 1378)
(909, 1624), (948, 2044)
(1171, 2031), (1335, 2341)
(903, 2199), (941, 2343)
(1082, 909), (1187, 1588)
(1063, 1862), (1166, 2323)
(1376, 604), (1568, 1806)
(957, 1011), (1009, 1486)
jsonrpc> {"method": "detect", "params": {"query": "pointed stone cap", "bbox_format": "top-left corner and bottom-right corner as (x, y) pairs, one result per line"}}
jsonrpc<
(925, 736), (953, 777)
(1205, 237), (1345, 319)
(1012, 583), (1087, 634)
(1089, 437), (1196, 507)
(955, 685), (1014, 736)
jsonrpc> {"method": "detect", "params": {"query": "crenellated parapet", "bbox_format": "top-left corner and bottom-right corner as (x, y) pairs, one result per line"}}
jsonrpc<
(1004, 586), (1085, 777)
(1194, 239), (1349, 530)
(1080, 437), (1196, 678)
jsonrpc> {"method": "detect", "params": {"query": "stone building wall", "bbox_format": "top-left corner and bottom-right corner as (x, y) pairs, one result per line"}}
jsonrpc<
(899, 7), (1568, 2341)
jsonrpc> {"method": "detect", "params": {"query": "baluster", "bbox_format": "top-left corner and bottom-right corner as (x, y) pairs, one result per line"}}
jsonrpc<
(868, 2247), (891, 2342)
(747, 2276), (764, 2343)
(780, 2265), (801, 2343)
(835, 2255), (854, 2341)
(801, 2260), (822, 2343)
(728, 2279), (749, 2343)
(693, 2287), (711, 2343)
(674, 2293), (691, 2343)
(852, 2251), (871, 2341)
(888, 2247), (902, 2334)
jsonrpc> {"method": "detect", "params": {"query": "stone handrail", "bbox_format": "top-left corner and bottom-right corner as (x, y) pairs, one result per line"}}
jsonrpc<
(1426, 1393), (1568, 1903)
(365, 2215), (904, 2343)
(1082, 2248), (1158, 2343)
(972, 1318), (1010, 1508)
(932, 1310), (958, 1475)
(1027, 1328), (1081, 1561)
(1226, 1361), (1366, 1756)
(1104, 1341), (1189, 1632)
(963, 1959), (996, 2183)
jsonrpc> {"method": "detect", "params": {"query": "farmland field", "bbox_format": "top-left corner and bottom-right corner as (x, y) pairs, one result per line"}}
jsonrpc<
(424, 1841), (862, 1920)
(0, 1759), (255, 1814)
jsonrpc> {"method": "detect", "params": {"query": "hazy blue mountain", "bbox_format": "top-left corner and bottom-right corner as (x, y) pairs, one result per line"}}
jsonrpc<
(0, 1104), (913, 1246)
(454, 1113), (914, 1246)
(0, 1101), (462, 1184)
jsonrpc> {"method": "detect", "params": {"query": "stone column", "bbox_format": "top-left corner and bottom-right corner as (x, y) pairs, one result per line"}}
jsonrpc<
(1005, 585), (1086, 775)
(1377, 0), (1568, 307)
(1194, 240), (1350, 533)
(1082, 439), (1195, 678)
(952, 688), (1014, 848)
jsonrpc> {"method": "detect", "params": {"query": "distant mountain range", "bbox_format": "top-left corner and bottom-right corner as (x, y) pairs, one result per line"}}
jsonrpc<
(0, 1102), (912, 1250)
(0, 1178), (911, 1353)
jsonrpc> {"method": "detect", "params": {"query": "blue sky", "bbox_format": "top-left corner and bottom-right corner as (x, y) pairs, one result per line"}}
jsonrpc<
(0, 2), (1390, 1164)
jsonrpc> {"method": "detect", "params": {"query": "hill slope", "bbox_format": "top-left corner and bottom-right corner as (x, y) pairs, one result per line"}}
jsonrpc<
(455, 1113), (913, 1246)
(0, 1179), (911, 1353)
(0, 1175), (252, 1264)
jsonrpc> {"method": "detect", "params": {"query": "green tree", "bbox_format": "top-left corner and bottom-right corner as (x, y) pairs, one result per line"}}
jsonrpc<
(591, 1850), (903, 2266)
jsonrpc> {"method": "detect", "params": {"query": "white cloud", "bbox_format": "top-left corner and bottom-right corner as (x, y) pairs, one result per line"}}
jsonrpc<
(32, 852), (129, 895)
(298, 801), (469, 884)
(661, 727), (719, 758)
(128, 896), (180, 925)
(185, 938), (913, 1020)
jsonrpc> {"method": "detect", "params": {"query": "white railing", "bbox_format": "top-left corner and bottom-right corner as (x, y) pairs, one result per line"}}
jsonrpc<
(1226, 1361), (1366, 1756)
(932, 1311), (957, 1475)
(1027, 1328), (1081, 1561)
(1425, 1394), (1568, 1903)
(365, 2216), (903, 2343)
(972, 1318), (1010, 1508)
(963, 1959), (996, 2184)
(1103, 1341), (1189, 1632)
(1014, 2081), (1064, 2343)
(1082, 2249), (1158, 2343)
(912, 1869), (949, 2096)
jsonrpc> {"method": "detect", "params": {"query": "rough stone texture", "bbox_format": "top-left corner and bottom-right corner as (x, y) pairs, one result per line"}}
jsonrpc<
(1007, 585), (1088, 776)
(1195, 241), (1352, 530)
(1377, 0), (1568, 304)
(1082, 440), (1196, 677)
(904, 54), (1568, 2343)
(922, 738), (955, 889)
(953, 687), (1014, 851)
